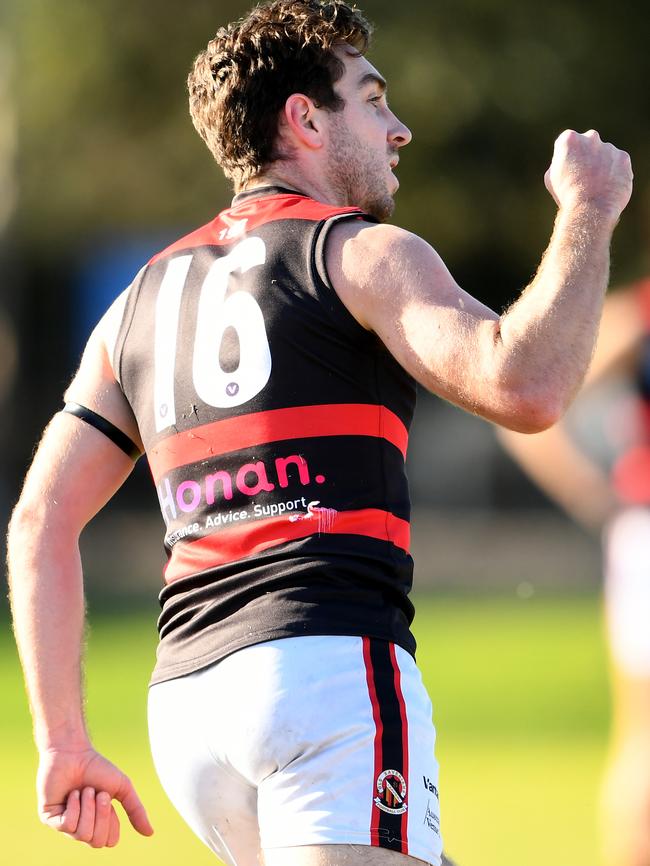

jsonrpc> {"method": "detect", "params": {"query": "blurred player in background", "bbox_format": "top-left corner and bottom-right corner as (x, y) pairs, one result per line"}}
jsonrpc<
(499, 278), (650, 866)
(7, 1), (633, 864)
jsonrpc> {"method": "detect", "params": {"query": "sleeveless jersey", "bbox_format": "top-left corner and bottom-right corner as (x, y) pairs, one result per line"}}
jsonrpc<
(114, 187), (418, 684)
(611, 278), (650, 505)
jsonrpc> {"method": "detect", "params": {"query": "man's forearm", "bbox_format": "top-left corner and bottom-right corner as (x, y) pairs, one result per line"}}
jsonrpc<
(7, 510), (90, 752)
(495, 202), (616, 419)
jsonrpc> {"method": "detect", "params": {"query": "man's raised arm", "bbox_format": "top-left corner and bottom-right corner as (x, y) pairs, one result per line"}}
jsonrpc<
(328, 129), (633, 432)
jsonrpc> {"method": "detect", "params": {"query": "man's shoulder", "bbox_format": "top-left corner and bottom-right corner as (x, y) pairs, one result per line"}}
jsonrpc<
(324, 221), (438, 331)
(327, 220), (430, 280)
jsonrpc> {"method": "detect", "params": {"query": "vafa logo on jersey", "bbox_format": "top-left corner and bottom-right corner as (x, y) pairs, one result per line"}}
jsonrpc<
(374, 769), (407, 815)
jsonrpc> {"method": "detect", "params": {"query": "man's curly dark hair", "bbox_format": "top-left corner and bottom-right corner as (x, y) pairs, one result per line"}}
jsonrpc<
(188, 0), (372, 190)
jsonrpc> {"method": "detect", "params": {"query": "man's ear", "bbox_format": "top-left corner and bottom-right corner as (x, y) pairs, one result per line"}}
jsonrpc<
(282, 94), (324, 150)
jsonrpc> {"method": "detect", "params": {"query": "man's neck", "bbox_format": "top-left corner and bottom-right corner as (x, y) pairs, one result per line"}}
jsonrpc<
(243, 168), (343, 208)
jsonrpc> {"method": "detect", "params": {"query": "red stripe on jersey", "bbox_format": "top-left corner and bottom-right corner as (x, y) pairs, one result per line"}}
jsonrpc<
(149, 403), (408, 481)
(389, 642), (410, 855)
(163, 507), (410, 583)
(635, 277), (650, 329)
(363, 637), (384, 847)
(612, 445), (650, 504)
(149, 194), (364, 264)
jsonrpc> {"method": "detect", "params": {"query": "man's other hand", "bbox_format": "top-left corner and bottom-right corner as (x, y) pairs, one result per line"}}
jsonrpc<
(37, 746), (154, 847)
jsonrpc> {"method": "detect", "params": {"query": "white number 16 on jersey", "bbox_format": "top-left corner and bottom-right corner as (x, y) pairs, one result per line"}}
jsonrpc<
(153, 236), (271, 433)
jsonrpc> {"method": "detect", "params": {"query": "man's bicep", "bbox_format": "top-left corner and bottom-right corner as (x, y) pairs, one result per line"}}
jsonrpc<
(17, 411), (136, 532)
(19, 287), (143, 529)
(64, 295), (143, 452)
(331, 223), (500, 402)
(384, 286), (499, 395)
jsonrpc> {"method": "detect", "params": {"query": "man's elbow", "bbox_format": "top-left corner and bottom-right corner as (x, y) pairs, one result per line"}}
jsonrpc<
(6, 504), (36, 594)
(7, 499), (43, 552)
(496, 387), (565, 434)
(7, 495), (69, 551)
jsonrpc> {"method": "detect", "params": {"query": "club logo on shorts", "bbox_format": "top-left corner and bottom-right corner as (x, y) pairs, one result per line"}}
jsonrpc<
(374, 769), (408, 815)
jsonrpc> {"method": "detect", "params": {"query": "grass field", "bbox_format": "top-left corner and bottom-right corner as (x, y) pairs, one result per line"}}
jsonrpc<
(1, 591), (611, 866)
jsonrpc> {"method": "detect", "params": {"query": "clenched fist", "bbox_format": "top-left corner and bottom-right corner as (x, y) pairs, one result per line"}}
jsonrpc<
(544, 129), (633, 222)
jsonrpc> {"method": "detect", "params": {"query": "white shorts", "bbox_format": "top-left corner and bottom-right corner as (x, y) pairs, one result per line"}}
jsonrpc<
(604, 508), (650, 676)
(148, 635), (443, 866)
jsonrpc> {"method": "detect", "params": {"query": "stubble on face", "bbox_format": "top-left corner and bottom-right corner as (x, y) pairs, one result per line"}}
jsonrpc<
(325, 112), (396, 222)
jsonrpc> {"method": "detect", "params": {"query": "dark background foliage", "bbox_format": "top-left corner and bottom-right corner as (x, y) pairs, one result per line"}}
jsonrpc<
(1, 0), (648, 507)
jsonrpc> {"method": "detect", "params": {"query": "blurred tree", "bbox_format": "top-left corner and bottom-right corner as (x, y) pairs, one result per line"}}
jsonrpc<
(4, 0), (649, 490)
(0, 12), (19, 519)
(9, 1), (244, 244)
(8, 0), (649, 296)
(369, 0), (649, 304)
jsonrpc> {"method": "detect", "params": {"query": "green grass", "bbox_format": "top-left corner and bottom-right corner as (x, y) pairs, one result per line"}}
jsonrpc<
(413, 593), (610, 865)
(1, 591), (611, 865)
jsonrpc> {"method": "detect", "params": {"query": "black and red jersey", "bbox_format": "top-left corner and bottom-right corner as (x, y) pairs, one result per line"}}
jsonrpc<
(114, 187), (417, 684)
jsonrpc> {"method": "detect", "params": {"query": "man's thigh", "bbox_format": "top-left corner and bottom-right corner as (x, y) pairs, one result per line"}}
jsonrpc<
(262, 844), (432, 865)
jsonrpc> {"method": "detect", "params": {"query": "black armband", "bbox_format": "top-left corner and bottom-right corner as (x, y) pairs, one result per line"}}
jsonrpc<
(63, 402), (141, 460)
